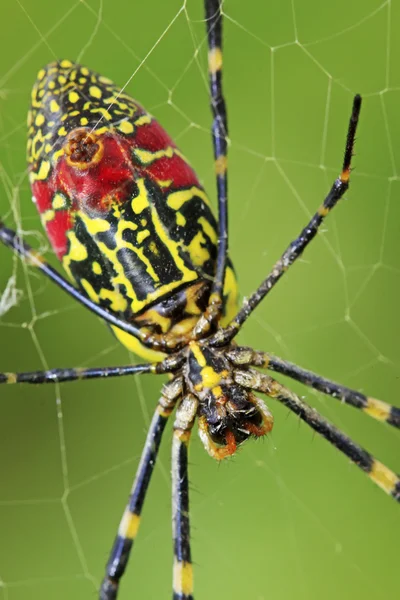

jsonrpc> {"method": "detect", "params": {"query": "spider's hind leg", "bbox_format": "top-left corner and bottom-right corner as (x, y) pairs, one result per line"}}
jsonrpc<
(172, 394), (198, 600)
(99, 377), (182, 600)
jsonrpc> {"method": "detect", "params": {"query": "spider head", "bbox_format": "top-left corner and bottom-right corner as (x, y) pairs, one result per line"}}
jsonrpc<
(186, 341), (274, 460)
(198, 384), (274, 460)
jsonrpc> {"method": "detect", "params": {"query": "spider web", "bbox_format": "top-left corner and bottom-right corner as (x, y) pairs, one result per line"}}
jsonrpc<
(0, 0), (399, 598)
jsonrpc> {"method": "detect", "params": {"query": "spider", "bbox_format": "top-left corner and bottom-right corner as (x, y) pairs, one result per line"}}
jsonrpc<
(0, 0), (399, 598)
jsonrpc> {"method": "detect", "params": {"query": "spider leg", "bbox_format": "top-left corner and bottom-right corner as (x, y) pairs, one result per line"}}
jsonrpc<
(0, 220), (179, 353)
(227, 347), (400, 429)
(172, 394), (198, 600)
(194, 0), (229, 336)
(0, 352), (184, 385)
(211, 95), (362, 346)
(234, 368), (400, 502)
(100, 377), (183, 600)
(0, 363), (155, 384)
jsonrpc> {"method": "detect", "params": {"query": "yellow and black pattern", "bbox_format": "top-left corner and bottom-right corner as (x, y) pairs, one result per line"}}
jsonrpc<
(64, 178), (208, 314)
(28, 59), (144, 167)
(27, 58), (238, 359)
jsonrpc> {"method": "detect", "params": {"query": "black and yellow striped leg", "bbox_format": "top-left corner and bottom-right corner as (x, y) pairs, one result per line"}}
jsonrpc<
(0, 363), (156, 384)
(212, 95), (362, 346)
(172, 395), (198, 600)
(227, 347), (400, 429)
(195, 0), (228, 336)
(0, 353), (184, 385)
(100, 377), (183, 600)
(0, 220), (176, 353)
(234, 368), (400, 502)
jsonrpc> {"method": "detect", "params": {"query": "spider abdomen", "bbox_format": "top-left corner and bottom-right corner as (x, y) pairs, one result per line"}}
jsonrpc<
(27, 61), (238, 359)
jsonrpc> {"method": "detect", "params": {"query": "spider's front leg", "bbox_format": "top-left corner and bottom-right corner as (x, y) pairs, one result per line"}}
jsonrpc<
(194, 0), (230, 337)
(234, 367), (400, 502)
(211, 94), (362, 347)
(227, 347), (400, 429)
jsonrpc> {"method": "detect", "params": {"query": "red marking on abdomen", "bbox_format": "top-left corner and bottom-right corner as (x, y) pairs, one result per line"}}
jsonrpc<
(134, 121), (199, 189)
(29, 118), (204, 262)
(134, 118), (174, 152)
(45, 211), (72, 259)
(31, 179), (71, 259)
(33, 179), (53, 213)
(56, 133), (135, 214)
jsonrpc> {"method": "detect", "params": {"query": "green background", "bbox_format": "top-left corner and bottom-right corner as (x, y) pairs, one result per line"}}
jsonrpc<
(0, 0), (399, 598)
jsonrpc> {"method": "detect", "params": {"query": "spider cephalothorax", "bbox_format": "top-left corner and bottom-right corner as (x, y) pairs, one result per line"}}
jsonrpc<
(185, 341), (274, 458)
(0, 1), (398, 599)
